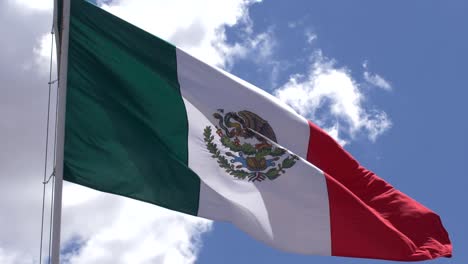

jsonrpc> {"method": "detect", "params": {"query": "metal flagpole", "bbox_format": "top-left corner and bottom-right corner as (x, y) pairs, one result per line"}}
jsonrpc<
(51, 0), (70, 263)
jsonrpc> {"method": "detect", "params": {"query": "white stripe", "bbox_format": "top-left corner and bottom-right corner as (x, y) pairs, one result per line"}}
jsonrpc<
(176, 48), (331, 255)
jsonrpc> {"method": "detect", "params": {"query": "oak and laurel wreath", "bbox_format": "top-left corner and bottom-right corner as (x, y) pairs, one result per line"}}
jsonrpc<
(203, 126), (299, 181)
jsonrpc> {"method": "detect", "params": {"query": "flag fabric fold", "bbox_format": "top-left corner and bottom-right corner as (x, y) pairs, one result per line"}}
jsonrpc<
(62, 0), (452, 260)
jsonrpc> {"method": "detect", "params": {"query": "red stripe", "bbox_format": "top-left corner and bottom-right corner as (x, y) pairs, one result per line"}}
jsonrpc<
(306, 121), (452, 261)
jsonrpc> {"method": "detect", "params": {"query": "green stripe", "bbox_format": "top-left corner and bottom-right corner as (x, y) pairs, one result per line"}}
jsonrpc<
(64, 0), (200, 215)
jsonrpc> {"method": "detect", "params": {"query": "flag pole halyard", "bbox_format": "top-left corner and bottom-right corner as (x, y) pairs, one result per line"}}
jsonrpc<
(51, 0), (70, 263)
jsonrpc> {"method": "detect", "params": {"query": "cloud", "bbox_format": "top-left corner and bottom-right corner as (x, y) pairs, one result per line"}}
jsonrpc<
(99, 0), (262, 68)
(363, 61), (392, 91)
(0, 1), (53, 263)
(7, 0), (52, 11)
(0, 248), (34, 264)
(32, 32), (58, 79)
(217, 26), (281, 87)
(60, 186), (211, 264)
(210, 25), (278, 70)
(274, 51), (392, 145)
(305, 30), (317, 44)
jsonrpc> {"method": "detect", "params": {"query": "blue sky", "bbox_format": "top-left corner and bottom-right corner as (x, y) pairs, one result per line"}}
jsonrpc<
(0, 0), (466, 263)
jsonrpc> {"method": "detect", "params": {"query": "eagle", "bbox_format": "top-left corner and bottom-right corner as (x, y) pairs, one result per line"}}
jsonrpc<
(213, 110), (277, 144)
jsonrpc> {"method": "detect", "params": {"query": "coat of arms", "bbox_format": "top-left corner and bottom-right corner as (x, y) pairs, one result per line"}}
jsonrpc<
(203, 109), (298, 182)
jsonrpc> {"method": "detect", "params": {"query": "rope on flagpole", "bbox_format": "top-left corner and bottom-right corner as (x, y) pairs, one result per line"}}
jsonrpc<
(39, 25), (56, 264)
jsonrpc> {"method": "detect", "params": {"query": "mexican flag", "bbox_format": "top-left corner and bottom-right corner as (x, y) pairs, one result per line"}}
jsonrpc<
(61, 0), (451, 260)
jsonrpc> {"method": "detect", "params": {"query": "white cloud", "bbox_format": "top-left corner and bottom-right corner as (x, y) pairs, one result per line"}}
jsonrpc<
(223, 28), (277, 66)
(305, 30), (317, 44)
(0, 1), (53, 262)
(60, 185), (211, 264)
(275, 51), (392, 145)
(323, 124), (348, 146)
(100, 0), (261, 68)
(0, 248), (34, 264)
(8, 0), (52, 11)
(363, 61), (392, 91)
(363, 71), (392, 91)
(33, 32), (57, 77)
(217, 27), (281, 87)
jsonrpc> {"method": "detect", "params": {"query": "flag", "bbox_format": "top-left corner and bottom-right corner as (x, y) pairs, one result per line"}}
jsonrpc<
(62, 0), (452, 260)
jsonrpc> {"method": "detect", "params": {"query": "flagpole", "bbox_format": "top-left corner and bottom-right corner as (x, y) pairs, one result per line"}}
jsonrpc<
(51, 0), (70, 263)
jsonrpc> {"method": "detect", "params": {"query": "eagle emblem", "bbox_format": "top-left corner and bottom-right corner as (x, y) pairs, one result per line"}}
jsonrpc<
(203, 109), (298, 182)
